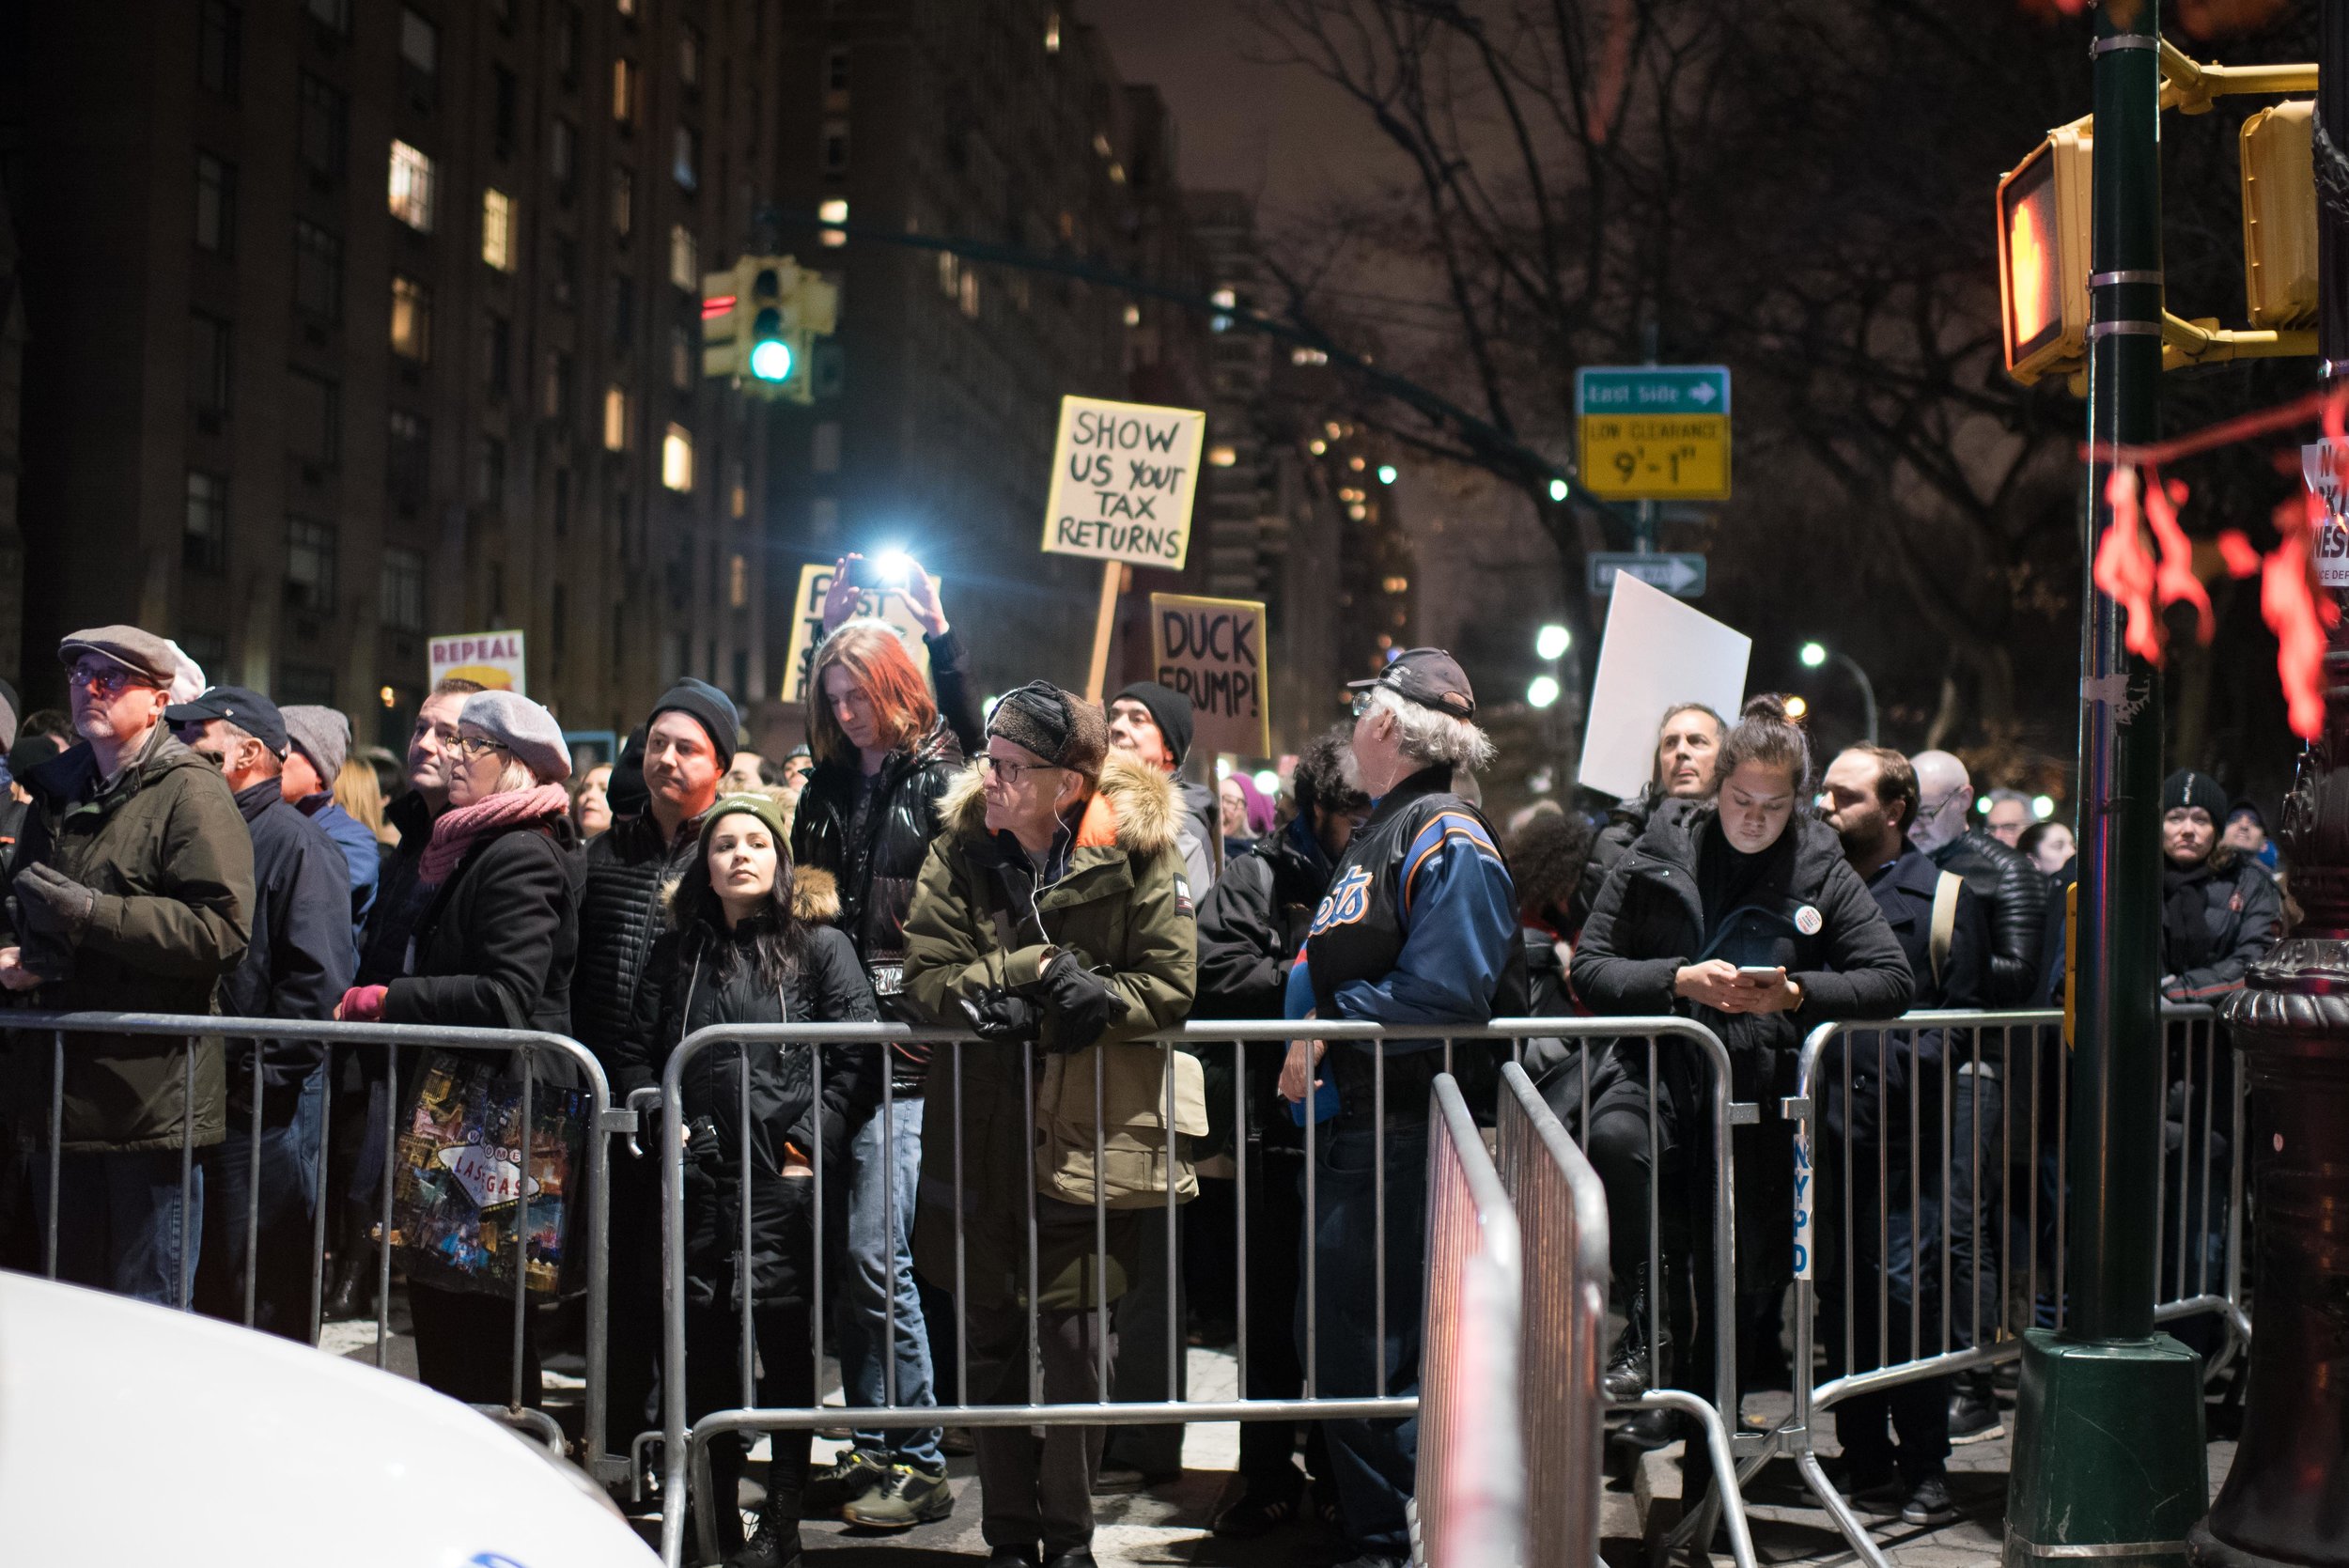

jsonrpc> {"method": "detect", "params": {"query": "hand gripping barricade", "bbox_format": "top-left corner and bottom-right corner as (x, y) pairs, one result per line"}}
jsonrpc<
(6, 1010), (624, 1470)
(1766, 1004), (2248, 1568)
(651, 1017), (1760, 1568)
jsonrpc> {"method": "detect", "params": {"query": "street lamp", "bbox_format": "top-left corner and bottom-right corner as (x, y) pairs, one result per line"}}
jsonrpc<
(1797, 641), (1878, 742)
(1526, 675), (1561, 709)
(1535, 623), (1572, 661)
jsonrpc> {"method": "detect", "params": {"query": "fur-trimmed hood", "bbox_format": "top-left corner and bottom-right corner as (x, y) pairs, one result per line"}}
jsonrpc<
(937, 748), (1182, 860)
(659, 863), (841, 926)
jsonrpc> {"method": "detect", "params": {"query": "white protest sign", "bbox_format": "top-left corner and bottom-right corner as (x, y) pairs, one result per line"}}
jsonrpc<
(2302, 442), (2349, 587)
(779, 562), (938, 704)
(1150, 593), (1272, 758)
(1576, 572), (1750, 801)
(1042, 395), (1206, 569)
(428, 630), (527, 696)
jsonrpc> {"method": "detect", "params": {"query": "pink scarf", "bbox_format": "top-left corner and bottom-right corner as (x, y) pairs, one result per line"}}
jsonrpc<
(418, 783), (572, 886)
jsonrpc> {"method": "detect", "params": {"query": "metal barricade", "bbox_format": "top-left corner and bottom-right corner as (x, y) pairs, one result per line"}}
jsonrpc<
(4, 1010), (622, 1473)
(651, 1015), (1750, 1567)
(1414, 1072), (1524, 1568)
(1767, 1005), (2248, 1568)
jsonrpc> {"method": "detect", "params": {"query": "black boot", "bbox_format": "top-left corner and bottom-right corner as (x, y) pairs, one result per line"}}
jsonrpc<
(724, 1491), (802, 1568)
(1603, 1264), (1667, 1403)
(323, 1252), (374, 1322)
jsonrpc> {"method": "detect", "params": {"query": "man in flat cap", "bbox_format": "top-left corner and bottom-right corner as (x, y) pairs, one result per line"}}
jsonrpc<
(2, 627), (254, 1305)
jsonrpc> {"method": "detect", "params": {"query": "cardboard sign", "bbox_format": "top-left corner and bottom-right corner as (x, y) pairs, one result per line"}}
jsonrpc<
(779, 562), (938, 704)
(2303, 441), (2349, 587)
(1577, 572), (1750, 801)
(1150, 593), (1272, 759)
(429, 630), (526, 695)
(1042, 395), (1206, 569)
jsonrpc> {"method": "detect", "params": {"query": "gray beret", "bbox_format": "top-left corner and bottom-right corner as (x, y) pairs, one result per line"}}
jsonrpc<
(459, 690), (572, 784)
(281, 706), (351, 783)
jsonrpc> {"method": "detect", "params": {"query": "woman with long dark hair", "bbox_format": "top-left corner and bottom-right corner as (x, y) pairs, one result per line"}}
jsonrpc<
(617, 792), (879, 1568)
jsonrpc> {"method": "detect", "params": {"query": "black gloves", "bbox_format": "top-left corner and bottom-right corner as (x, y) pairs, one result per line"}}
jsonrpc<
(1033, 950), (1124, 1054)
(14, 864), (98, 948)
(959, 988), (1041, 1045)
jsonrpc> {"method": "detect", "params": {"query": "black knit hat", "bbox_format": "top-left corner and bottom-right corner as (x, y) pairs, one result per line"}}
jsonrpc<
(1112, 680), (1195, 766)
(988, 682), (1109, 781)
(650, 676), (739, 768)
(2161, 768), (2229, 824)
(608, 722), (650, 820)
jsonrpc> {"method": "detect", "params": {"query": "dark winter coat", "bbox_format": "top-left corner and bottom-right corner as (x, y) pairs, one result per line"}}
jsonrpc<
(1194, 815), (1338, 1155)
(616, 877), (880, 1309)
(1571, 785), (1659, 931)
(903, 751), (1198, 1310)
(4, 728), (254, 1152)
(2159, 848), (2282, 1003)
(357, 789), (438, 988)
(1828, 843), (1987, 1144)
(219, 781), (356, 1100)
(574, 808), (707, 1075)
(294, 794), (382, 953)
(1570, 799), (1914, 1105)
(382, 813), (579, 1038)
(790, 714), (963, 1063)
(1929, 829), (2046, 1009)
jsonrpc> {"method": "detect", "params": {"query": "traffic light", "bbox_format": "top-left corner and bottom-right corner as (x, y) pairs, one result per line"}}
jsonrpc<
(700, 255), (840, 402)
(1996, 123), (2092, 385)
(2241, 99), (2317, 329)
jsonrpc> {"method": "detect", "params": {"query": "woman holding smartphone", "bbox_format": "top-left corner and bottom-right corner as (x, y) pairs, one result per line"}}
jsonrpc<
(1567, 693), (1911, 1421)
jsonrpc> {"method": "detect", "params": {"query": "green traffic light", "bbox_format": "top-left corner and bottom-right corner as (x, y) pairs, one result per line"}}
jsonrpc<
(751, 338), (793, 382)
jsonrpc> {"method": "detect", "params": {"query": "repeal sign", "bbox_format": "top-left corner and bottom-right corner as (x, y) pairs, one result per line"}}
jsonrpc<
(1042, 395), (1206, 570)
(1151, 593), (1272, 758)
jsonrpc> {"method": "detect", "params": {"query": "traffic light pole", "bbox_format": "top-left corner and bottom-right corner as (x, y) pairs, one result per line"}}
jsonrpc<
(2005, 4), (2208, 1562)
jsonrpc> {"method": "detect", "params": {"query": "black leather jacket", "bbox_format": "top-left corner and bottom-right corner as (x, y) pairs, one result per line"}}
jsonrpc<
(790, 715), (962, 1085)
(1929, 829), (2047, 1009)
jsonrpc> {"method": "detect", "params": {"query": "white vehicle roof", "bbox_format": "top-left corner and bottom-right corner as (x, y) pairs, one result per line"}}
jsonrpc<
(0, 1271), (656, 1566)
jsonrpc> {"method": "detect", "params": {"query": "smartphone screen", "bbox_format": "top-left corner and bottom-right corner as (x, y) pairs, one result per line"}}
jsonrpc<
(1735, 965), (1784, 983)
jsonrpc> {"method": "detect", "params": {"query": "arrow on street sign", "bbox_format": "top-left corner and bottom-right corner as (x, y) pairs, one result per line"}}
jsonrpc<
(1588, 551), (1707, 598)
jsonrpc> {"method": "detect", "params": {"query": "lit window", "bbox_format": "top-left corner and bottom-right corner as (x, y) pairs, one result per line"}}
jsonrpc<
(615, 0), (635, 15)
(399, 7), (437, 73)
(1108, 162), (1126, 184)
(679, 26), (701, 87)
(390, 274), (431, 360)
(673, 124), (699, 190)
(668, 224), (697, 290)
(613, 58), (638, 126)
(1211, 287), (1237, 309)
(661, 424), (693, 490)
(959, 269), (979, 318)
(937, 251), (959, 299)
(1045, 9), (1061, 53)
(603, 384), (630, 451)
(1093, 132), (1112, 158)
(819, 198), (848, 224)
(388, 140), (435, 230)
(1208, 444), (1237, 468)
(481, 189), (516, 271)
(1383, 576), (1410, 595)
(728, 553), (748, 608)
(1123, 304), (1141, 326)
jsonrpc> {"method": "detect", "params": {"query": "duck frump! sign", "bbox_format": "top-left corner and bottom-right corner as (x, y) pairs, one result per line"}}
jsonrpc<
(1042, 395), (1206, 570)
(1151, 593), (1271, 758)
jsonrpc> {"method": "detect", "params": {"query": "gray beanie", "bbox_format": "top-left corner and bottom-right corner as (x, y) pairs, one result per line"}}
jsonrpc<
(280, 705), (351, 784)
(460, 690), (572, 784)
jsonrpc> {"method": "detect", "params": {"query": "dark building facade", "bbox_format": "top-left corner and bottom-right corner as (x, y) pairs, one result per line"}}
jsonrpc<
(6, 0), (780, 744)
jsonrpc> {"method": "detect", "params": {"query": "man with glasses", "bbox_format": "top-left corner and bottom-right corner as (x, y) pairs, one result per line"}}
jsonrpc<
(0, 626), (254, 1305)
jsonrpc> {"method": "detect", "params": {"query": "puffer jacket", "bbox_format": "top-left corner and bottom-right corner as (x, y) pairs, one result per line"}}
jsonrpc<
(902, 751), (1198, 1310)
(1930, 829), (2046, 1009)
(790, 715), (963, 1072)
(1571, 785), (1659, 931)
(5, 728), (254, 1152)
(574, 808), (707, 1075)
(616, 875), (879, 1309)
(2160, 848), (2282, 1002)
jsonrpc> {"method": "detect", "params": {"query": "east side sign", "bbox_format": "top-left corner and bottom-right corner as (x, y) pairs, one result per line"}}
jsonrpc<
(1041, 395), (1206, 570)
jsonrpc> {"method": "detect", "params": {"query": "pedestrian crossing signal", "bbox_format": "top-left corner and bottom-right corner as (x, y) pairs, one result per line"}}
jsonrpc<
(1996, 125), (2092, 386)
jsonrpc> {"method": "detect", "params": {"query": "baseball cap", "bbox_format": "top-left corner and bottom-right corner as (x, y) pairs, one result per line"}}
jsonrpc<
(165, 685), (288, 757)
(1347, 647), (1477, 719)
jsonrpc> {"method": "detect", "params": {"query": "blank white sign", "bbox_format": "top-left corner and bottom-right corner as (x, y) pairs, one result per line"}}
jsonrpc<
(1577, 571), (1750, 801)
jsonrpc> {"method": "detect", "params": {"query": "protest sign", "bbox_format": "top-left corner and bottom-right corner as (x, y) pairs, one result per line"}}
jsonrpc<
(2303, 441), (2349, 587)
(779, 561), (939, 704)
(428, 630), (526, 695)
(1150, 593), (1272, 758)
(1577, 572), (1750, 800)
(1041, 395), (1206, 569)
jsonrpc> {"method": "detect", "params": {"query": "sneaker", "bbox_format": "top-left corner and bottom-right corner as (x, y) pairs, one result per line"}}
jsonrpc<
(1949, 1388), (2005, 1444)
(803, 1449), (891, 1516)
(1211, 1490), (1304, 1539)
(1901, 1474), (1961, 1528)
(841, 1464), (954, 1529)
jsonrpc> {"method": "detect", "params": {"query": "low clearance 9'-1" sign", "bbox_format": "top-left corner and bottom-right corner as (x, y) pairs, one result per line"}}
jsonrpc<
(1042, 395), (1206, 569)
(1151, 593), (1271, 758)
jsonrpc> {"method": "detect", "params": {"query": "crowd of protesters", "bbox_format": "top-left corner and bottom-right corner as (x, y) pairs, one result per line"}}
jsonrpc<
(0, 582), (2292, 1566)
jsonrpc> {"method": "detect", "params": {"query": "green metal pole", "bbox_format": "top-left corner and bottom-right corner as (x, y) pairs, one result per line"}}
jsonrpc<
(2006, 3), (2208, 1560)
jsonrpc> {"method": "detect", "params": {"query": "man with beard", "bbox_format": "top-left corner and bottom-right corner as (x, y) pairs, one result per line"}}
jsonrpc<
(1572, 704), (1725, 929)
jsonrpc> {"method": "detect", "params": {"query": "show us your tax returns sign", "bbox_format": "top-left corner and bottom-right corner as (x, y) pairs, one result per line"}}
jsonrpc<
(1041, 395), (1206, 570)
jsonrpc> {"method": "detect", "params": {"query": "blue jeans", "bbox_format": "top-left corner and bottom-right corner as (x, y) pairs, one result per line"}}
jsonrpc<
(38, 1147), (204, 1306)
(1298, 1120), (1427, 1558)
(836, 1093), (943, 1470)
(195, 1066), (326, 1341)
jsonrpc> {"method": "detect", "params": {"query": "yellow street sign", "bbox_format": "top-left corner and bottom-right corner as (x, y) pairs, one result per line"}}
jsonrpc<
(1577, 412), (1730, 501)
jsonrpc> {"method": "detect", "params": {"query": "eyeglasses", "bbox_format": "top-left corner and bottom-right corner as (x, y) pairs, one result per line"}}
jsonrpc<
(978, 754), (1063, 785)
(1917, 790), (1964, 820)
(1350, 691), (1377, 719)
(450, 734), (510, 761)
(69, 663), (158, 697)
